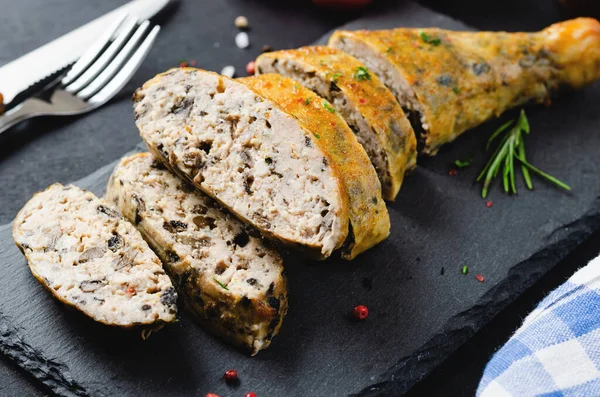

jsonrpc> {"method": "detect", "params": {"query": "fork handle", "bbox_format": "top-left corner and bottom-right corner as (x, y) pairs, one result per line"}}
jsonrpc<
(0, 98), (50, 135)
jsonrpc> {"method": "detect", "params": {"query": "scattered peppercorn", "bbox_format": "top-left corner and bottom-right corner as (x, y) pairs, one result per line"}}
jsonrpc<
(206, 394), (220, 397)
(126, 286), (136, 295)
(245, 393), (257, 397)
(475, 274), (485, 283)
(235, 16), (249, 29)
(246, 60), (256, 75)
(486, 200), (493, 208)
(353, 305), (369, 320)
(223, 369), (238, 383)
(448, 169), (457, 176)
(440, 267), (445, 275)
(235, 32), (250, 49)
(221, 65), (235, 78)
(358, 98), (366, 104)
(179, 60), (188, 67)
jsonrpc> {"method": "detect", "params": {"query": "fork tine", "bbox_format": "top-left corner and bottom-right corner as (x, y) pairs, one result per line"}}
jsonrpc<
(65, 16), (138, 94)
(89, 25), (161, 106)
(61, 14), (128, 86)
(78, 21), (150, 99)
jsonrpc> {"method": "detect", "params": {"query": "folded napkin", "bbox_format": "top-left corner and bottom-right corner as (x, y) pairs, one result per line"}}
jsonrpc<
(478, 254), (600, 396)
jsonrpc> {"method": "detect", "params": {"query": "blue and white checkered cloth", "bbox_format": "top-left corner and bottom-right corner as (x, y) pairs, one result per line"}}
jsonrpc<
(478, 254), (600, 397)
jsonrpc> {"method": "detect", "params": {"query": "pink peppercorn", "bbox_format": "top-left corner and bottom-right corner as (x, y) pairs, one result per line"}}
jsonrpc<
(246, 61), (256, 75)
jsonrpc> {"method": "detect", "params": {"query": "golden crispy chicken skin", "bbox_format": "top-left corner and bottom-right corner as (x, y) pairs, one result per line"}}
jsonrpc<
(330, 18), (600, 155)
(239, 74), (390, 259)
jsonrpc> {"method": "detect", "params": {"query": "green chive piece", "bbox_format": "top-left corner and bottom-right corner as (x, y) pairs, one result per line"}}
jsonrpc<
(517, 133), (533, 190)
(518, 109), (530, 134)
(305, 97), (311, 105)
(502, 156), (510, 193)
(332, 72), (342, 82)
(477, 133), (508, 182)
(322, 101), (336, 113)
(455, 157), (472, 168)
(419, 31), (441, 45)
(486, 120), (514, 151)
(515, 154), (571, 191)
(508, 139), (517, 194)
(354, 66), (371, 81)
(313, 133), (321, 139)
(213, 278), (229, 290)
(453, 87), (461, 94)
(462, 265), (468, 275)
(480, 136), (510, 198)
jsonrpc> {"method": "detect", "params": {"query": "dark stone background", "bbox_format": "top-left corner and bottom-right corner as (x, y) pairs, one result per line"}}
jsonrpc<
(1, 0), (599, 396)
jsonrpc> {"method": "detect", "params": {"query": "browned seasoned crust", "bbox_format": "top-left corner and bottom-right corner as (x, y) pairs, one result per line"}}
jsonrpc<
(256, 46), (417, 200)
(329, 18), (600, 155)
(134, 68), (350, 260)
(238, 74), (390, 259)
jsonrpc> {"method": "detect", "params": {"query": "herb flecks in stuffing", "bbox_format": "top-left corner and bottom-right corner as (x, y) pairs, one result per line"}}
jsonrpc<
(213, 278), (229, 290)
(354, 66), (371, 81)
(420, 31), (441, 46)
(322, 101), (336, 113)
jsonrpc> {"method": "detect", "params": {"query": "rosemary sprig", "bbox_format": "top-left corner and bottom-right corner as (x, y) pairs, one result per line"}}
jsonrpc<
(476, 110), (570, 198)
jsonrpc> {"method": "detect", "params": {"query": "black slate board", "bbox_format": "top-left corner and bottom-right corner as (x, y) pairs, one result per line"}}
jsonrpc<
(2, 2), (600, 397)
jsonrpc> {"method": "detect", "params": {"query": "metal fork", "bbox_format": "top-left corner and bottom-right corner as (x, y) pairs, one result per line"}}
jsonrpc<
(0, 15), (160, 134)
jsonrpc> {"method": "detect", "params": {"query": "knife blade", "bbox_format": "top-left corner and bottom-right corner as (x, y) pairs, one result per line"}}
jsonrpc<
(0, 0), (171, 105)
